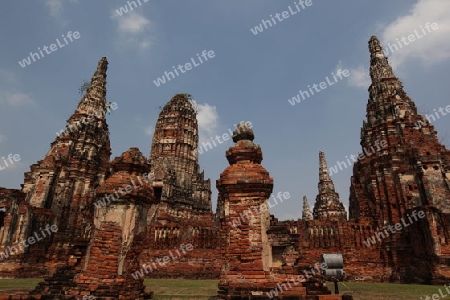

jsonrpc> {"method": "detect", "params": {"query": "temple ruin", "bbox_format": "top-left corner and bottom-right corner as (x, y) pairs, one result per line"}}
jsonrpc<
(0, 36), (449, 299)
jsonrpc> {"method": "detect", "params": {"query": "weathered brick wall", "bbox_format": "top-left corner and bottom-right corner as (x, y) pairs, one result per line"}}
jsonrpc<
(139, 249), (221, 279)
(278, 219), (388, 282)
(142, 204), (221, 278)
(0, 188), (56, 278)
(29, 148), (155, 299)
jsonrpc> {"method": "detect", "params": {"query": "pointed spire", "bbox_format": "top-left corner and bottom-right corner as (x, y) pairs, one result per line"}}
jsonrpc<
(23, 57), (111, 213)
(149, 93), (211, 211)
(75, 57), (109, 119)
(54, 57), (110, 142)
(302, 196), (313, 221)
(364, 36), (412, 128)
(369, 36), (396, 82)
(319, 151), (331, 182)
(317, 151), (336, 194)
(313, 151), (347, 221)
(90, 56), (108, 92)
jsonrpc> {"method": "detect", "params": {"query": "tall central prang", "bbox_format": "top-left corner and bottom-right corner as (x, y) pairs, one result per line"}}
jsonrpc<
(149, 94), (211, 211)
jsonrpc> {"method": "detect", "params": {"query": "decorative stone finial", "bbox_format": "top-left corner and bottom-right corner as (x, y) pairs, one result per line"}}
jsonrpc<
(232, 122), (254, 142)
(226, 123), (261, 165)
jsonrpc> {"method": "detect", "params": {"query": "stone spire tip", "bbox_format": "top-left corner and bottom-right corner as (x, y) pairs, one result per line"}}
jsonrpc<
(96, 57), (108, 74)
(318, 151), (331, 182)
(368, 35), (396, 82)
(368, 36), (385, 57)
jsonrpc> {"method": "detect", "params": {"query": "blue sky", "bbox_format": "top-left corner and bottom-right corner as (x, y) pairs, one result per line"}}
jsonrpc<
(1, 0), (450, 220)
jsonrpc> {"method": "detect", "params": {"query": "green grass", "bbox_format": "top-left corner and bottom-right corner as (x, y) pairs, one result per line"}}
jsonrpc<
(0, 278), (448, 299)
(0, 278), (41, 290)
(330, 281), (447, 300)
(144, 279), (218, 299)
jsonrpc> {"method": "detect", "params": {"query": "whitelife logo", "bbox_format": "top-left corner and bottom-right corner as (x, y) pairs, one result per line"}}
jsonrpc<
(228, 192), (291, 228)
(55, 102), (118, 137)
(0, 154), (21, 171)
(153, 50), (215, 87)
(363, 210), (426, 247)
(18, 31), (81, 68)
(194, 121), (253, 156)
(94, 171), (154, 209)
(0, 224), (58, 260)
(115, 0), (149, 16)
(288, 69), (350, 106)
(382, 22), (439, 57)
(131, 243), (193, 279)
(250, 0), (313, 35)
(328, 139), (388, 176)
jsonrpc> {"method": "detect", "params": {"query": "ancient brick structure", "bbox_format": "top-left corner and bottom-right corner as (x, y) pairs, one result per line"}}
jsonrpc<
(277, 37), (450, 284)
(0, 188), (55, 278)
(29, 148), (155, 299)
(140, 93), (222, 279)
(347, 36), (450, 282)
(0, 35), (449, 299)
(0, 57), (111, 279)
(217, 123), (339, 299)
(149, 94), (211, 211)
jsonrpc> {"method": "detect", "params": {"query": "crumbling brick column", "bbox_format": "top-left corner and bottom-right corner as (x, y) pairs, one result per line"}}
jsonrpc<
(70, 148), (154, 299)
(29, 148), (155, 299)
(216, 123), (275, 298)
(217, 123), (312, 299)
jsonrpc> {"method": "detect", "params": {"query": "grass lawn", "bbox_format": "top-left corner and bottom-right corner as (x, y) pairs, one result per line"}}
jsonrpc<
(0, 278), (41, 291)
(0, 278), (447, 299)
(144, 279), (218, 299)
(331, 281), (446, 300)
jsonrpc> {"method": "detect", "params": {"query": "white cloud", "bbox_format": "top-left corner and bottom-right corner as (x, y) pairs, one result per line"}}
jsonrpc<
(347, 65), (371, 88)
(334, 61), (371, 89)
(380, 0), (450, 67)
(45, 0), (63, 18)
(44, 0), (77, 23)
(342, 0), (450, 89)
(111, 11), (153, 50)
(192, 101), (219, 138)
(0, 92), (35, 107)
(139, 39), (152, 50)
(0, 69), (35, 107)
(117, 13), (151, 34)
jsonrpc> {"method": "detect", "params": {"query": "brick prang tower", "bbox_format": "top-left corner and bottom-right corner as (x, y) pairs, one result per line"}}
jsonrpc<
(349, 36), (450, 282)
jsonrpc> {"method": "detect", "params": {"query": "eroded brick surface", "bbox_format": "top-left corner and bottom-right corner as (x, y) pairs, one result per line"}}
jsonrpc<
(216, 124), (338, 299)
